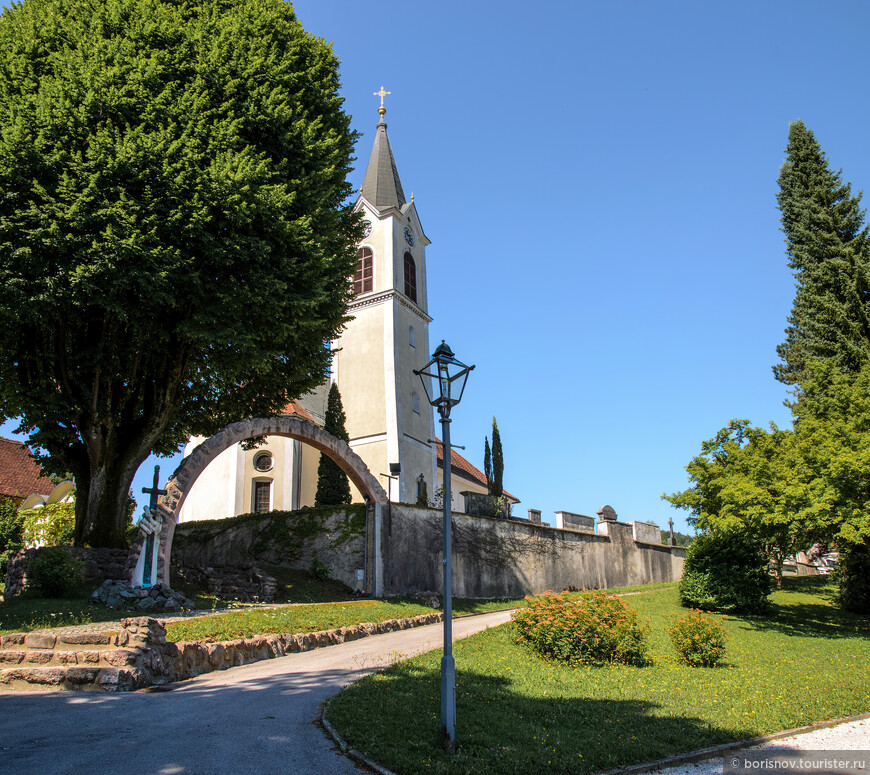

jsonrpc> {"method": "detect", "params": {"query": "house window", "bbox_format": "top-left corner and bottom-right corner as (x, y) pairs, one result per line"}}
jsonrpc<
(354, 247), (373, 295)
(409, 325), (416, 348)
(403, 252), (417, 303)
(253, 480), (272, 513)
(411, 391), (420, 414)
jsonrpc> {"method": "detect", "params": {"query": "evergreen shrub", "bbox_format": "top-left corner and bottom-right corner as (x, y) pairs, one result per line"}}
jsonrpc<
(310, 551), (329, 582)
(27, 546), (84, 598)
(835, 543), (870, 614)
(669, 609), (727, 666)
(0, 495), (25, 578)
(512, 591), (649, 666)
(679, 531), (772, 613)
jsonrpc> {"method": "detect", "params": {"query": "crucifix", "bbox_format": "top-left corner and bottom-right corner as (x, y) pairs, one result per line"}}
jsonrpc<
(668, 517), (675, 547)
(373, 85), (390, 115)
(140, 465), (167, 587)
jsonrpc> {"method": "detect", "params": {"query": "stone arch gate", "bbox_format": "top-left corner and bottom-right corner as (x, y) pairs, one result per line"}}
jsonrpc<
(126, 416), (389, 596)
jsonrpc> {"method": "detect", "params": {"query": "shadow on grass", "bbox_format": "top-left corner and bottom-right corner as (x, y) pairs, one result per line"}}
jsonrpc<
(328, 662), (754, 775)
(738, 577), (869, 640)
(0, 581), (124, 635)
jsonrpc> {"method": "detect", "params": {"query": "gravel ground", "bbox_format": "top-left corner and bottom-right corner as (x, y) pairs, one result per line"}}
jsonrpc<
(637, 716), (870, 775)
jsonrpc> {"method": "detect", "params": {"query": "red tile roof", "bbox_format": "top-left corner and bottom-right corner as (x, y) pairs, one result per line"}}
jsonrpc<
(0, 437), (53, 499)
(435, 439), (518, 502)
(281, 400), (315, 424)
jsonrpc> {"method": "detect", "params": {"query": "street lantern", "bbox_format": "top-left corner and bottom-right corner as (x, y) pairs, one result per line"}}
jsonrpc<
(414, 341), (474, 753)
(415, 341), (473, 419)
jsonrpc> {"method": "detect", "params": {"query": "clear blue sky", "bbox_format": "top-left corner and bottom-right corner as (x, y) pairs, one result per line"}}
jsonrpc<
(3, 0), (869, 533)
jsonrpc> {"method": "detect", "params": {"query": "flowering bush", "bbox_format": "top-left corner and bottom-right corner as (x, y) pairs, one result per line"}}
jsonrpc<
(668, 609), (726, 667)
(512, 591), (649, 666)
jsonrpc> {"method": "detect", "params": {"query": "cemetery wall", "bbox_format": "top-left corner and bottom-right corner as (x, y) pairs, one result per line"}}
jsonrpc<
(169, 506), (367, 592)
(382, 505), (685, 598)
(4, 547), (129, 601)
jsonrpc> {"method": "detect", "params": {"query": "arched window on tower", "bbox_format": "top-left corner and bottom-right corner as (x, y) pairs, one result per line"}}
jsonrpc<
(354, 247), (373, 295)
(409, 325), (416, 348)
(403, 252), (417, 303)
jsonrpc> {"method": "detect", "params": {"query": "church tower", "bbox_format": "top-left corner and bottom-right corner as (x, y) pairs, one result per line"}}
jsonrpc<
(332, 95), (438, 504)
(178, 95), (440, 523)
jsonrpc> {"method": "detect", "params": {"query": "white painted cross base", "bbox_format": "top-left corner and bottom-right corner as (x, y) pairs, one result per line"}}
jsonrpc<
(131, 507), (163, 588)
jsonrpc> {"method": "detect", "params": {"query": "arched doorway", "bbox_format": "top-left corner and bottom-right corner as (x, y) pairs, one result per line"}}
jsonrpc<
(127, 416), (389, 596)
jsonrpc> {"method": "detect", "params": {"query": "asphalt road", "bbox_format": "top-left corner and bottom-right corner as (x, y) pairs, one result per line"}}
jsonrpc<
(0, 609), (513, 775)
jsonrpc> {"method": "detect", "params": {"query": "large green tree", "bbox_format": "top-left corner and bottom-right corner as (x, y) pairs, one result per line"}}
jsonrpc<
(0, 0), (359, 547)
(774, 121), (870, 386)
(314, 382), (351, 507)
(663, 420), (816, 588)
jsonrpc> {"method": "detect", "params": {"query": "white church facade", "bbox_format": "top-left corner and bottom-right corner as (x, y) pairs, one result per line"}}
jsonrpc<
(179, 100), (515, 523)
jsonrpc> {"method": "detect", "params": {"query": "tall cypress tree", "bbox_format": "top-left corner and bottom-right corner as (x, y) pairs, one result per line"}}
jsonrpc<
(314, 383), (352, 506)
(483, 437), (492, 493)
(774, 121), (870, 385)
(491, 417), (504, 500)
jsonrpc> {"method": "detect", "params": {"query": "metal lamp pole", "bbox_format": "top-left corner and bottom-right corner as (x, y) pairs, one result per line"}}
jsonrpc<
(414, 341), (473, 754)
(439, 401), (456, 752)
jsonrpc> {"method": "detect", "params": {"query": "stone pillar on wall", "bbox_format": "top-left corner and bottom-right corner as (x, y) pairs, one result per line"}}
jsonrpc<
(554, 511), (595, 533)
(528, 509), (541, 524)
(630, 521), (662, 544)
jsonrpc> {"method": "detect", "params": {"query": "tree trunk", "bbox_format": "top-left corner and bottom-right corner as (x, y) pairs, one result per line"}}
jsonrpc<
(70, 419), (167, 548)
(75, 458), (138, 547)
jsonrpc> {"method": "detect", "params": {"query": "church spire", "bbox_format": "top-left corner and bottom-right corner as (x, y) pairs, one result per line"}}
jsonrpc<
(360, 87), (406, 211)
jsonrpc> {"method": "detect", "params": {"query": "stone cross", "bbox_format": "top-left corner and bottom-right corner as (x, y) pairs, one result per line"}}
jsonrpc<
(668, 517), (676, 546)
(140, 465), (167, 587)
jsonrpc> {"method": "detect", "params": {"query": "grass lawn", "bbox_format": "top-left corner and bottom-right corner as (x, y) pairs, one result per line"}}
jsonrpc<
(325, 578), (870, 775)
(0, 593), (122, 635)
(164, 598), (438, 641)
(163, 582), (681, 641)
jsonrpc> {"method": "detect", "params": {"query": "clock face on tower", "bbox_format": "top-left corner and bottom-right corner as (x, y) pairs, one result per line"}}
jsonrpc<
(361, 220), (372, 238)
(404, 225), (415, 247)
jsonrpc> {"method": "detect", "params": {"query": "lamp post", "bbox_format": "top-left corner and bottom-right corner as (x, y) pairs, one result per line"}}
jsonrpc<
(414, 340), (474, 754)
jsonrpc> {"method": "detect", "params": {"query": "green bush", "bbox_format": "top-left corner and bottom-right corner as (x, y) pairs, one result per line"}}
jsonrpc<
(27, 547), (84, 598)
(835, 543), (870, 614)
(0, 496), (25, 579)
(669, 609), (727, 666)
(679, 531), (772, 613)
(21, 502), (75, 547)
(310, 551), (329, 582)
(512, 591), (649, 666)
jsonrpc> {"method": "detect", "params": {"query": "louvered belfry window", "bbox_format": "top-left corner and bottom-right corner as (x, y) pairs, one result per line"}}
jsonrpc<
(404, 252), (417, 303)
(354, 247), (373, 295)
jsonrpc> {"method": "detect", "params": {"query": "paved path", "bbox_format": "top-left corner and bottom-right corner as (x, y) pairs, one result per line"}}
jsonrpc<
(640, 717), (870, 775)
(0, 610), (513, 775)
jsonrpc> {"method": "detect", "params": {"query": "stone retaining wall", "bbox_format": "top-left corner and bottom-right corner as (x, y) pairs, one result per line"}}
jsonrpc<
(4, 547), (130, 601)
(0, 612), (444, 692)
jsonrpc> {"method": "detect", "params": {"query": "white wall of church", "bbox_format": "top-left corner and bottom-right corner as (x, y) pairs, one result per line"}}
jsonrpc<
(178, 439), (242, 522)
(180, 435), (324, 521)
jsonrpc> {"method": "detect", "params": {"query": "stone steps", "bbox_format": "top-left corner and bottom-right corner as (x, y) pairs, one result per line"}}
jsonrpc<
(0, 621), (152, 692)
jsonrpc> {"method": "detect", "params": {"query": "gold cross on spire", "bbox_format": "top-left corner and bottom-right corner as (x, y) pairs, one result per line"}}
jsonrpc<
(374, 85), (390, 116)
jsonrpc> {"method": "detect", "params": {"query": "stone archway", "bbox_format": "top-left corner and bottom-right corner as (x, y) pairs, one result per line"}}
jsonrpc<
(127, 416), (389, 596)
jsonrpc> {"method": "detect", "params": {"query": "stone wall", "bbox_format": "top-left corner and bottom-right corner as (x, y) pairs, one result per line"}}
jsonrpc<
(4, 547), (130, 601)
(170, 506), (366, 592)
(0, 613), (443, 692)
(382, 505), (685, 598)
